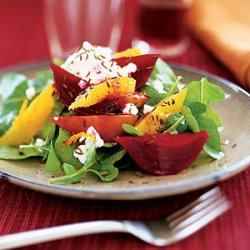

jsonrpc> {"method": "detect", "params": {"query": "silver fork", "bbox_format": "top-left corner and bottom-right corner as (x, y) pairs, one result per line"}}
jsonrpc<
(0, 187), (230, 249)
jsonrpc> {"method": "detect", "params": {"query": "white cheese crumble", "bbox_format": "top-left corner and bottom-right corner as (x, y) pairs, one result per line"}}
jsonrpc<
(151, 79), (165, 93)
(73, 138), (92, 164)
(25, 86), (36, 100)
(62, 41), (137, 85)
(86, 126), (104, 148)
(35, 138), (46, 146)
(217, 152), (225, 160)
(143, 104), (154, 114)
(122, 103), (139, 115)
(73, 126), (104, 164)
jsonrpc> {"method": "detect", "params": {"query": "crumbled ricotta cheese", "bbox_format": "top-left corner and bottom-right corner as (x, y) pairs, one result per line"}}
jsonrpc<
(143, 104), (154, 114)
(25, 86), (36, 100)
(62, 41), (137, 85)
(86, 126), (104, 148)
(122, 103), (139, 115)
(73, 137), (93, 164)
(73, 126), (104, 164)
(35, 138), (46, 146)
(151, 79), (165, 93)
(217, 152), (225, 160)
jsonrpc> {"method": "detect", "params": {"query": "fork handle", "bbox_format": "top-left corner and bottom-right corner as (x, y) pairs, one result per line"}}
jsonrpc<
(0, 220), (126, 250)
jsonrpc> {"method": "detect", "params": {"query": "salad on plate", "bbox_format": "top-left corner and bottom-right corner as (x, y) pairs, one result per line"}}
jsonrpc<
(0, 42), (226, 184)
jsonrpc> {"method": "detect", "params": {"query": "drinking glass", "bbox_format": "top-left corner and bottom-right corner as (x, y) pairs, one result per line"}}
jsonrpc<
(43, 0), (124, 59)
(132, 0), (192, 56)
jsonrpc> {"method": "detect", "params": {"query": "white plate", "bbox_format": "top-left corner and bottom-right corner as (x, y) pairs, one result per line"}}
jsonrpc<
(0, 63), (250, 200)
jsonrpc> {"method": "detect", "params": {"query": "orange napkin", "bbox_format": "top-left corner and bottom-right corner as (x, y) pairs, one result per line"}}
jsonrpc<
(189, 0), (250, 91)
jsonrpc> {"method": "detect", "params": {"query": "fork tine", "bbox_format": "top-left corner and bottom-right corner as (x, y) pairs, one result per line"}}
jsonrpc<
(172, 199), (230, 243)
(168, 190), (223, 229)
(171, 196), (228, 231)
(167, 187), (221, 223)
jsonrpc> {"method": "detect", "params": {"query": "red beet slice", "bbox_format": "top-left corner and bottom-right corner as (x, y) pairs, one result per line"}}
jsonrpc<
(51, 63), (89, 106)
(113, 54), (160, 89)
(115, 131), (209, 175)
(50, 115), (139, 142)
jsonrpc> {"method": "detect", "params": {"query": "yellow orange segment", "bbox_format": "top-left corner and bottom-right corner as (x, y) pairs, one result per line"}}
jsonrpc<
(135, 89), (187, 135)
(0, 85), (55, 146)
(114, 48), (142, 58)
(69, 77), (136, 110)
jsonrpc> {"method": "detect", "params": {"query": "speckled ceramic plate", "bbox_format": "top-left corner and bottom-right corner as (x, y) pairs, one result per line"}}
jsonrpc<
(0, 63), (250, 200)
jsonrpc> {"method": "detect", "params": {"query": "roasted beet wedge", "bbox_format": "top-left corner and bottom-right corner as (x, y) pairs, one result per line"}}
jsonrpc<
(50, 115), (139, 142)
(51, 63), (89, 106)
(76, 93), (149, 115)
(113, 54), (160, 89)
(115, 131), (209, 175)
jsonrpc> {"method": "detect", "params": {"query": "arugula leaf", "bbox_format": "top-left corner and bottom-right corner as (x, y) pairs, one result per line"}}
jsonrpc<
(103, 142), (117, 148)
(140, 85), (165, 106)
(196, 115), (222, 159)
(186, 102), (207, 116)
(141, 59), (179, 105)
(165, 76), (183, 98)
(40, 96), (64, 141)
(0, 145), (44, 160)
(19, 139), (51, 160)
(44, 144), (61, 173)
(184, 78), (225, 158)
(54, 128), (82, 168)
(185, 78), (225, 105)
(181, 105), (199, 133)
(62, 163), (82, 184)
(205, 106), (222, 127)
(0, 71), (54, 136)
(31, 71), (53, 94)
(49, 148), (125, 184)
(185, 78), (225, 126)
(0, 80), (28, 135)
(164, 114), (187, 133)
(89, 149), (125, 181)
(0, 73), (26, 101)
(122, 123), (142, 136)
(148, 58), (176, 84)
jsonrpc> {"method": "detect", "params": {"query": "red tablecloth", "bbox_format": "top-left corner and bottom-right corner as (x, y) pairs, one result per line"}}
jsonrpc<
(0, 1), (249, 249)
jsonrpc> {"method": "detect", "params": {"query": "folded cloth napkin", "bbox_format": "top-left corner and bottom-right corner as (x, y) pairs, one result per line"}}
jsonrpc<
(189, 0), (250, 91)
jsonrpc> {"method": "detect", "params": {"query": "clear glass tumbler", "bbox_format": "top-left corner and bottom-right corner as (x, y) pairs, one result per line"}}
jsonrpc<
(133, 0), (192, 57)
(43, 0), (124, 59)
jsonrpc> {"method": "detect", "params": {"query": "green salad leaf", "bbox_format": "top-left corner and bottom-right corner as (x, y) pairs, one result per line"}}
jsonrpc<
(141, 85), (165, 106)
(164, 114), (187, 133)
(0, 145), (44, 160)
(185, 78), (225, 104)
(182, 78), (225, 159)
(196, 115), (222, 159)
(54, 128), (82, 168)
(50, 145), (125, 184)
(0, 76), (28, 136)
(185, 77), (225, 126)
(148, 58), (176, 84)
(181, 105), (199, 133)
(0, 71), (54, 136)
(44, 144), (61, 173)
(141, 59), (179, 106)
(122, 123), (142, 136)
(39, 95), (64, 141)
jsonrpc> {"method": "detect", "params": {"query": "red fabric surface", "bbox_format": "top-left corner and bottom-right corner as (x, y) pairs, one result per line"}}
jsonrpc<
(0, 0), (249, 249)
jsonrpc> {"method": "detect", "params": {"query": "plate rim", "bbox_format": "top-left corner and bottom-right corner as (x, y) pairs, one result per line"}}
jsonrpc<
(0, 62), (250, 200)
